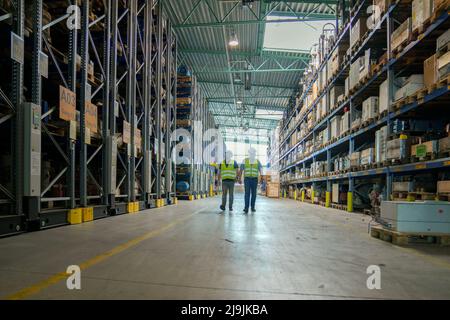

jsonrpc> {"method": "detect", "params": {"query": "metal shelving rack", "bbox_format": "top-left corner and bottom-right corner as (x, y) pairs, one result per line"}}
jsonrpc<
(0, 0), (178, 236)
(175, 70), (216, 200)
(279, 0), (450, 211)
(0, 0), (24, 236)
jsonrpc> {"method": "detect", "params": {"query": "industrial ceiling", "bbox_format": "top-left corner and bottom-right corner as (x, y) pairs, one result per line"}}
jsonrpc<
(164, 0), (338, 138)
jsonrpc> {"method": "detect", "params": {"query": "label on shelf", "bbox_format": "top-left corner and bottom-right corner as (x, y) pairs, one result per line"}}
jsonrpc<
(59, 86), (76, 122)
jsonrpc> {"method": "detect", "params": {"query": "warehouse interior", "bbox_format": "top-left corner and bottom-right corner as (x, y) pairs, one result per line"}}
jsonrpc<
(1, 0), (450, 300)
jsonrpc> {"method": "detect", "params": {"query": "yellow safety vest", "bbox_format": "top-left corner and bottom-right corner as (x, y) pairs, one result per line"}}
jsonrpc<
(220, 161), (237, 180)
(244, 159), (259, 178)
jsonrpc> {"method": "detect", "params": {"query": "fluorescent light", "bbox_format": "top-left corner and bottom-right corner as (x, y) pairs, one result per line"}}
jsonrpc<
(255, 109), (284, 120)
(237, 100), (243, 105)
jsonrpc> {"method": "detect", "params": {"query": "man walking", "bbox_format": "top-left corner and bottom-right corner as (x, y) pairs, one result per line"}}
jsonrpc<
(219, 151), (239, 212)
(239, 148), (262, 214)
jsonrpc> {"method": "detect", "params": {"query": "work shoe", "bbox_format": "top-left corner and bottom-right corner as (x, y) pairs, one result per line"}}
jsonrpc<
(243, 209), (248, 214)
(229, 207), (233, 212)
(251, 208), (256, 212)
(220, 205), (225, 211)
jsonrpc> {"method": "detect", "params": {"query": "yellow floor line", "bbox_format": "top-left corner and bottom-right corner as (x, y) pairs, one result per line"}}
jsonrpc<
(5, 208), (205, 300)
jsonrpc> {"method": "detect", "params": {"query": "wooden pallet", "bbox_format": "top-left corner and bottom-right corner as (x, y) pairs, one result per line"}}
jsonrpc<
(410, 152), (437, 163)
(392, 38), (409, 57)
(407, 191), (436, 201)
(331, 203), (348, 211)
(392, 97), (407, 110)
(437, 193), (450, 202)
(411, 18), (431, 41)
(370, 225), (450, 246)
(376, 110), (388, 121)
(392, 191), (409, 201)
(383, 158), (409, 166)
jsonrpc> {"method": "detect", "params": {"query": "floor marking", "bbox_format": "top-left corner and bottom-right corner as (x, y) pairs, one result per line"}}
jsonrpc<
(5, 207), (206, 300)
(296, 201), (450, 271)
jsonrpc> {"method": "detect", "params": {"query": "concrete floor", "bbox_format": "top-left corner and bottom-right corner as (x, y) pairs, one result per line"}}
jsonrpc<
(1, 193), (450, 300)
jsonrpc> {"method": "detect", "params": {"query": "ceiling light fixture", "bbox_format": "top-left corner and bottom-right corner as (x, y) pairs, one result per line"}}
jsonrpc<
(229, 31), (239, 47)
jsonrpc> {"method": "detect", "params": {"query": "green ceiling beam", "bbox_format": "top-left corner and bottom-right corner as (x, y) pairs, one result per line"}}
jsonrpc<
(257, 1), (269, 55)
(174, 16), (335, 29)
(180, 48), (310, 61)
(223, 137), (269, 145)
(196, 68), (305, 74)
(198, 81), (297, 90)
(208, 96), (290, 100)
(262, 0), (338, 3)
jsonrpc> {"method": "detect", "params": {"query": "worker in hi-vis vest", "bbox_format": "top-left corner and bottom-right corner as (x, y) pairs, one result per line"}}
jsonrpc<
(218, 151), (239, 212)
(239, 147), (262, 214)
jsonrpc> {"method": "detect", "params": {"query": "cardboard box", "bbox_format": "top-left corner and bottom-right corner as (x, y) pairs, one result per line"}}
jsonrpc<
(437, 180), (450, 194)
(266, 183), (280, 198)
(411, 140), (439, 157)
(362, 96), (379, 121)
(391, 18), (411, 52)
(59, 85), (76, 122)
(412, 0), (433, 33)
(350, 18), (368, 50)
(424, 54), (439, 88)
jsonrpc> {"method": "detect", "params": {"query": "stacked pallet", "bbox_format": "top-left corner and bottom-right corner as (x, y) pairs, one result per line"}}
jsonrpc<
(176, 74), (193, 124)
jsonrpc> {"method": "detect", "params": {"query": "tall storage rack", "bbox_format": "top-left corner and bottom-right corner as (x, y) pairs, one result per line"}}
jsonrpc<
(0, 0), (24, 235)
(175, 69), (216, 200)
(279, 0), (450, 212)
(0, 0), (178, 236)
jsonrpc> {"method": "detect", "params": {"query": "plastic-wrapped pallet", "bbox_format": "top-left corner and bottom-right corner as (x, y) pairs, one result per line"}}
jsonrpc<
(350, 152), (361, 168)
(340, 112), (351, 135)
(379, 78), (400, 113)
(359, 49), (376, 81)
(331, 115), (341, 138)
(362, 96), (379, 122)
(411, 0), (433, 34)
(386, 137), (417, 161)
(360, 148), (375, 165)
(350, 17), (368, 50)
(375, 126), (388, 163)
(330, 85), (344, 108)
(394, 74), (424, 101)
(391, 18), (411, 53)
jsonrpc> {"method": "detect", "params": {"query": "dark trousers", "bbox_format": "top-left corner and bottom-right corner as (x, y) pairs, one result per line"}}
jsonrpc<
(244, 177), (258, 210)
(221, 179), (235, 208)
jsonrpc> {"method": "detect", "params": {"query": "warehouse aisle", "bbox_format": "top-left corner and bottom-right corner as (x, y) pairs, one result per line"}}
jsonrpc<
(1, 196), (450, 300)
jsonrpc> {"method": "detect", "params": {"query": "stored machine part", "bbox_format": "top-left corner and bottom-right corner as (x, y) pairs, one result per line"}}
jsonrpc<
(381, 201), (450, 234)
(24, 103), (41, 197)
